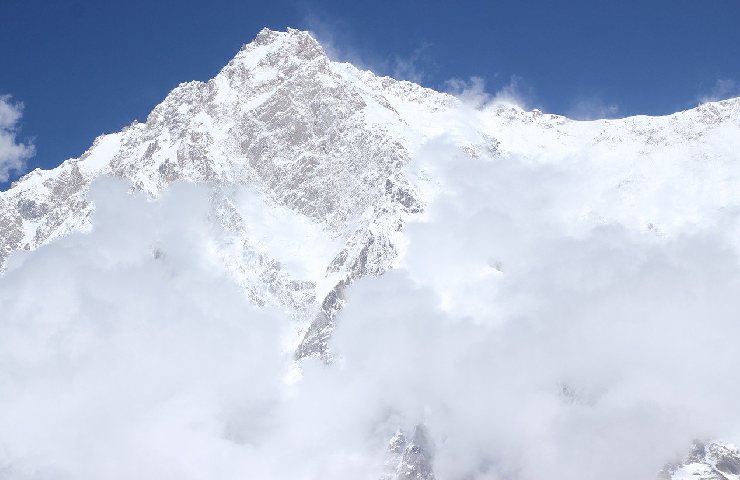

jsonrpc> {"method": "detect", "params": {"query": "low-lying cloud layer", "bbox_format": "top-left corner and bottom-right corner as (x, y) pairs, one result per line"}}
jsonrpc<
(2, 130), (740, 479)
(347, 140), (740, 479)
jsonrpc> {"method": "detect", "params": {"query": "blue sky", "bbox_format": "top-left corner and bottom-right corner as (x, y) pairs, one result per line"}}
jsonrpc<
(1, 0), (739, 187)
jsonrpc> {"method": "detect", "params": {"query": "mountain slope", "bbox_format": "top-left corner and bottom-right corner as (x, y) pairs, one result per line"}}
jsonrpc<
(2, 28), (740, 480)
(0, 28), (447, 356)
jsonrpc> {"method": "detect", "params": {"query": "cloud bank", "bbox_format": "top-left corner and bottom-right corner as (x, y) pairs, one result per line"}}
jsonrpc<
(2, 129), (740, 479)
(333, 139), (740, 479)
(0, 95), (34, 182)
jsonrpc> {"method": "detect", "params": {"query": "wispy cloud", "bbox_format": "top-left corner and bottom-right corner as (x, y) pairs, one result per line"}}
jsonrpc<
(566, 96), (620, 120)
(0, 94), (35, 183)
(389, 43), (434, 85)
(698, 78), (740, 104)
(302, 13), (436, 84)
(444, 75), (532, 109)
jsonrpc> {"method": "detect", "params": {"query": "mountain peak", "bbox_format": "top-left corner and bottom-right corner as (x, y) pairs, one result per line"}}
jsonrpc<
(238, 27), (326, 64)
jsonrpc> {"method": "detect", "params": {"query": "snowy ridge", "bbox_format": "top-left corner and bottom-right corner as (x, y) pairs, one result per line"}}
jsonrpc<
(2, 28), (740, 479)
(662, 443), (740, 480)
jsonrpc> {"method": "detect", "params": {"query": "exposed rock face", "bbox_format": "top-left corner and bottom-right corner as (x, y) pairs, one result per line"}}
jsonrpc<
(381, 426), (436, 480)
(2, 28), (740, 479)
(0, 28), (442, 350)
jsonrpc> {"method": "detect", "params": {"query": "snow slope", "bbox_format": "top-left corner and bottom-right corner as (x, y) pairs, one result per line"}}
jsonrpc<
(2, 28), (740, 480)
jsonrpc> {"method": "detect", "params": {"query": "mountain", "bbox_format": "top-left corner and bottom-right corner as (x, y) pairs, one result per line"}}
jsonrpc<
(660, 443), (740, 480)
(1, 27), (445, 359)
(2, 28), (740, 480)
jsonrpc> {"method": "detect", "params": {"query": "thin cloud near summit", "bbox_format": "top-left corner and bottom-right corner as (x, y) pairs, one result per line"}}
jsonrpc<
(0, 95), (34, 183)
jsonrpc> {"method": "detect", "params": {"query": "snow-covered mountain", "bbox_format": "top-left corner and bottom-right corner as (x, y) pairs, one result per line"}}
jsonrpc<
(2, 28), (740, 480)
(661, 443), (740, 480)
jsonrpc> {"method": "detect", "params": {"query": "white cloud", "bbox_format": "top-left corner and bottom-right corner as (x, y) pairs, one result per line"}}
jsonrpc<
(698, 78), (740, 104)
(329, 136), (740, 479)
(389, 44), (433, 85)
(444, 75), (531, 109)
(0, 179), (288, 479)
(0, 178), (427, 479)
(2, 103), (740, 479)
(303, 16), (434, 84)
(0, 95), (34, 183)
(566, 96), (620, 120)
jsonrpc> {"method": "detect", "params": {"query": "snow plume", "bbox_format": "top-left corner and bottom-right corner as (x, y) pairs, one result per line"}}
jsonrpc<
(566, 95), (620, 119)
(445, 75), (531, 109)
(0, 95), (34, 182)
(305, 14), (434, 84)
(3, 139), (740, 479)
(698, 78), (739, 104)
